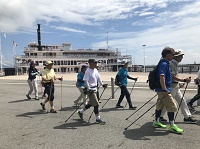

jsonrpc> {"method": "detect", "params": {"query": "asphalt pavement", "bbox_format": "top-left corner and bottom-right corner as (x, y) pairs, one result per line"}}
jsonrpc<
(0, 79), (199, 149)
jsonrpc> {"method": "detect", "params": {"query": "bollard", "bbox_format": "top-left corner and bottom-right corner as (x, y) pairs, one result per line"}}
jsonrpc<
(111, 77), (115, 99)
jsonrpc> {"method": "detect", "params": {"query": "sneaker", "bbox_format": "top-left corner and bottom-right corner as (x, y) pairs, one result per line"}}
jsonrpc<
(50, 109), (57, 113)
(40, 102), (46, 110)
(42, 95), (47, 98)
(152, 121), (167, 128)
(160, 117), (167, 122)
(187, 103), (195, 110)
(77, 111), (83, 120)
(26, 94), (31, 99)
(116, 105), (124, 108)
(129, 106), (137, 110)
(35, 96), (39, 100)
(169, 124), (184, 134)
(96, 119), (106, 125)
(184, 117), (197, 124)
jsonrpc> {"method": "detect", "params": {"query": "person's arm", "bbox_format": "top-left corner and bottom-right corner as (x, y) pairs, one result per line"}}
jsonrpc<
(127, 75), (138, 81)
(160, 74), (169, 96)
(173, 75), (191, 83)
(83, 71), (90, 90)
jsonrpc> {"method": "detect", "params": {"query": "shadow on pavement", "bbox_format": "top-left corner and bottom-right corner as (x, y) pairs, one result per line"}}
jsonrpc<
(16, 110), (47, 118)
(59, 106), (78, 111)
(100, 107), (133, 113)
(123, 122), (169, 140)
(54, 119), (94, 130)
(8, 99), (32, 103)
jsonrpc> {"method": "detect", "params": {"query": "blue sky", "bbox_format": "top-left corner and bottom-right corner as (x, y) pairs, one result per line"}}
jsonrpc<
(0, 0), (200, 66)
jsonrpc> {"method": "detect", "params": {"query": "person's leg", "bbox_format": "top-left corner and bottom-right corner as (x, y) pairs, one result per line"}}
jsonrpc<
(160, 108), (167, 122)
(32, 79), (38, 99)
(40, 84), (50, 110)
(175, 89), (192, 118)
(153, 92), (166, 128)
(163, 93), (183, 133)
(49, 85), (56, 112)
(116, 86), (125, 107)
(27, 79), (33, 99)
(74, 87), (83, 105)
(123, 86), (136, 108)
(188, 85), (200, 106)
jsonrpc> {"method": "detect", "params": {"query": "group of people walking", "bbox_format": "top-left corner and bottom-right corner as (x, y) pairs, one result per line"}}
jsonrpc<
(26, 47), (199, 133)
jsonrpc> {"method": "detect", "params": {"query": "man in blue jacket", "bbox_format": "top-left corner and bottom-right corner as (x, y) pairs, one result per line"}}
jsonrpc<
(153, 47), (183, 134)
(115, 61), (137, 109)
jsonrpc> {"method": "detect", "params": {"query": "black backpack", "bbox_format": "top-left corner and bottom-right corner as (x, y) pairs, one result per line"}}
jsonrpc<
(147, 64), (161, 90)
(115, 75), (120, 86)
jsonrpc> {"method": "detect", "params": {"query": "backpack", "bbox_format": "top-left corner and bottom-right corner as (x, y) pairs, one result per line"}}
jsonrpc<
(147, 65), (161, 90)
(115, 75), (120, 86)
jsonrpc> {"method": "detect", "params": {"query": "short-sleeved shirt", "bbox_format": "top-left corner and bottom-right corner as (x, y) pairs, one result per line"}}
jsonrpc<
(169, 59), (178, 77)
(117, 67), (128, 86)
(77, 72), (86, 87)
(155, 59), (172, 92)
(83, 68), (102, 91)
(169, 59), (180, 88)
(28, 67), (38, 80)
(42, 68), (56, 83)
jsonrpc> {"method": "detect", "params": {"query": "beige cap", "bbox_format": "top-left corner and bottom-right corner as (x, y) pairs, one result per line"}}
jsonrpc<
(45, 60), (53, 66)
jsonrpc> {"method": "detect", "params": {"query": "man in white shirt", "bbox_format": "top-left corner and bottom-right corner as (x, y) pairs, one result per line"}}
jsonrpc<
(77, 59), (107, 124)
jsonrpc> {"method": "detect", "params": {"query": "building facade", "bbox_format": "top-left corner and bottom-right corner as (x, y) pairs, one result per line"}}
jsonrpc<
(14, 42), (133, 73)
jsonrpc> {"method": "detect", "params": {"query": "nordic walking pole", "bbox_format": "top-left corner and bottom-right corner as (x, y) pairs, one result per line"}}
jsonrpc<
(125, 94), (157, 120)
(174, 77), (190, 121)
(60, 76), (63, 109)
(124, 79), (137, 108)
(102, 86), (120, 108)
(124, 96), (165, 130)
(88, 87), (106, 122)
(47, 79), (53, 113)
(65, 97), (88, 123)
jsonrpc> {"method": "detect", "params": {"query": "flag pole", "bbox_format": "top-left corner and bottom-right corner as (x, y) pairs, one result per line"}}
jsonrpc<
(0, 30), (2, 71)
(13, 41), (15, 66)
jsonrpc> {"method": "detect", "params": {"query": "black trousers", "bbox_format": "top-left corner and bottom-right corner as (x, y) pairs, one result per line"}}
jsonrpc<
(189, 85), (200, 105)
(117, 85), (132, 107)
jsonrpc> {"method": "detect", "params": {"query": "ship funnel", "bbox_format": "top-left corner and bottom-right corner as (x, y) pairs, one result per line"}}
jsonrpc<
(37, 24), (42, 51)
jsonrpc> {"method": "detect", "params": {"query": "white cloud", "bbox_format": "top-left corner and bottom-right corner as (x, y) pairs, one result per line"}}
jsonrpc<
(54, 26), (86, 33)
(91, 1), (200, 64)
(0, 0), (199, 65)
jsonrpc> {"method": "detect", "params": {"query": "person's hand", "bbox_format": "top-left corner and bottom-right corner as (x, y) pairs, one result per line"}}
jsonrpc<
(50, 79), (53, 83)
(117, 82), (122, 86)
(59, 77), (63, 81)
(88, 89), (94, 94)
(162, 90), (169, 97)
(102, 84), (108, 88)
(132, 78), (138, 82)
(185, 77), (191, 83)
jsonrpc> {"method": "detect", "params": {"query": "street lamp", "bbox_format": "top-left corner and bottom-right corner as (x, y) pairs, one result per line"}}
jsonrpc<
(142, 44), (146, 72)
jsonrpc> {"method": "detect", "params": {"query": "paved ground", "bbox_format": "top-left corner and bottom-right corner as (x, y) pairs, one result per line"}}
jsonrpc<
(0, 74), (200, 149)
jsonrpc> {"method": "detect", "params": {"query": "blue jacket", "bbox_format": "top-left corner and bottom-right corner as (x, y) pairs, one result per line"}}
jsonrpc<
(117, 67), (129, 87)
(77, 72), (86, 87)
(155, 59), (172, 92)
